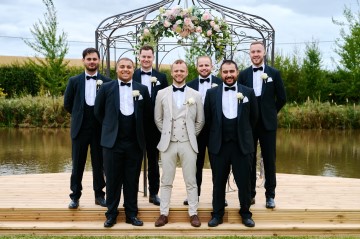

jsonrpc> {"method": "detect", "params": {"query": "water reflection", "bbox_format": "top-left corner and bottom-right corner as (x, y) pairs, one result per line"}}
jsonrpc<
(0, 128), (359, 178)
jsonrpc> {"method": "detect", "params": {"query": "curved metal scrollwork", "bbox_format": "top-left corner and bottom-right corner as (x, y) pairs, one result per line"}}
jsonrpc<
(95, 0), (275, 76)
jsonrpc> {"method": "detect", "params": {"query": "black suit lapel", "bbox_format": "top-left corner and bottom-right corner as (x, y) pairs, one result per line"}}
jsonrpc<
(132, 82), (140, 118)
(114, 81), (120, 115)
(216, 85), (223, 124)
(237, 85), (243, 125)
(247, 67), (254, 88)
(261, 65), (269, 96)
(133, 70), (141, 84)
(80, 72), (86, 106)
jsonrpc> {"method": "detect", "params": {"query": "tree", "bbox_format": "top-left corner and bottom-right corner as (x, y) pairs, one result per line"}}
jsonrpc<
(301, 41), (326, 101)
(24, 0), (69, 96)
(332, 0), (360, 102)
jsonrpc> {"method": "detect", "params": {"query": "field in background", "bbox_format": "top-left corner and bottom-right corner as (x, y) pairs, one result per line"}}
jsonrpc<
(0, 55), (84, 67)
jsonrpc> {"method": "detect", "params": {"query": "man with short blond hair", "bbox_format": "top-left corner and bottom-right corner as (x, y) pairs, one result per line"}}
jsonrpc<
(154, 59), (204, 228)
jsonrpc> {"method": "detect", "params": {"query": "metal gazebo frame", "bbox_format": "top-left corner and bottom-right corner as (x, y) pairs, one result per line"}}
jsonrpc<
(95, 0), (275, 196)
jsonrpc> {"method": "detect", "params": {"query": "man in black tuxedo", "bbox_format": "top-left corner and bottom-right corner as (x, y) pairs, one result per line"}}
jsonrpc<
(64, 47), (111, 210)
(186, 56), (222, 206)
(238, 41), (286, 209)
(133, 45), (168, 206)
(205, 60), (258, 228)
(94, 57), (151, 227)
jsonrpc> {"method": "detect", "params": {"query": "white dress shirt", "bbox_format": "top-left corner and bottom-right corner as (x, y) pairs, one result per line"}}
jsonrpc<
(198, 76), (212, 104)
(85, 73), (97, 106)
(222, 84), (238, 119)
(172, 84), (186, 109)
(140, 68), (152, 96)
(118, 79), (134, 116)
(253, 64), (265, 97)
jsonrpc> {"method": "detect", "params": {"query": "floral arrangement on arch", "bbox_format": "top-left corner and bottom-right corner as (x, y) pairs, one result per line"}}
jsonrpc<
(135, 5), (232, 62)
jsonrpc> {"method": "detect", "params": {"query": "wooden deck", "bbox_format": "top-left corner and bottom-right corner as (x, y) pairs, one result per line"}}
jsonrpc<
(0, 169), (359, 236)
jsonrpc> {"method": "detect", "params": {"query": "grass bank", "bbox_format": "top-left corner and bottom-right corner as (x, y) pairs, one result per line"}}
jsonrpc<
(0, 96), (359, 129)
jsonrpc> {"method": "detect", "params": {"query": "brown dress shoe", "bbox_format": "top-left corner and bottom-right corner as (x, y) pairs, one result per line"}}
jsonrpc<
(155, 214), (168, 227)
(190, 214), (201, 227)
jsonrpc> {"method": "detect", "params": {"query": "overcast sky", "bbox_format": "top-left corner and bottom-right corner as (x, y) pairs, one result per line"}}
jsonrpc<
(0, 0), (358, 69)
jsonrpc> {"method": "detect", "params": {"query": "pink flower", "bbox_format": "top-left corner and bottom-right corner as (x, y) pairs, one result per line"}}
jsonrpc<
(184, 17), (192, 25)
(210, 21), (215, 27)
(196, 26), (202, 33)
(207, 30), (212, 36)
(143, 28), (150, 35)
(163, 20), (171, 28)
(179, 29), (191, 38)
(213, 24), (220, 32)
(202, 12), (212, 21)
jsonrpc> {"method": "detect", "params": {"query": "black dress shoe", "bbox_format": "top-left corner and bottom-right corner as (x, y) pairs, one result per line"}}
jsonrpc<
(95, 197), (106, 207)
(126, 216), (143, 226)
(251, 198), (255, 205)
(183, 198), (188, 205)
(208, 217), (223, 227)
(242, 217), (255, 227)
(224, 199), (228, 207)
(68, 199), (79, 209)
(149, 195), (160, 206)
(266, 198), (276, 209)
(104, 217), (117, 228)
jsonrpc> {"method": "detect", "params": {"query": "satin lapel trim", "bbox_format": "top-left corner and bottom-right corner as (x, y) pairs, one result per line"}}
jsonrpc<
(133, 70), (141, 83)
(216, 86), (223, 123)
(133, 83), (139, 118)
(237, 85), (243, 124)
(248, 68), (254, 88)
(261, 67), (268, 96)
(167, 87), (173, 118)
(80, 73), (86, 107)
(114, 81), (120, 117)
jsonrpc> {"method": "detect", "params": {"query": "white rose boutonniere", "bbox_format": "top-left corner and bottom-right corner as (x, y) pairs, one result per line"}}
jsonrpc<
(261, 73), (269, 82)
(211, 83), (218, 88)
(150, 77), (157, 86)
(132, 90), (141, 100)
(96, 80), (103, 90)
(236, 92), (244, 104)
(184, 97), (195, 105)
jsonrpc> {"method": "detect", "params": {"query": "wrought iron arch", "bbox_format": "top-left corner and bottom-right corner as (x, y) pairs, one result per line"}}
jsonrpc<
(95, 0), (275, 77)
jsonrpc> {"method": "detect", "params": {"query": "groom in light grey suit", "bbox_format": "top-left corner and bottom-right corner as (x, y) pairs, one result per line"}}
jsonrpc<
(154, 59), (204, 228)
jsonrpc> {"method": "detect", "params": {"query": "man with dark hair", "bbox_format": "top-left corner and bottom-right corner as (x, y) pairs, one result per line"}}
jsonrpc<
(205, 60), (258, 228)
(94, 57), (151, 227)
(64, 47), (111, 209)
(133, 45), (168, 206)
(238, 41), (286, 209)
(186, 55), (223, 206)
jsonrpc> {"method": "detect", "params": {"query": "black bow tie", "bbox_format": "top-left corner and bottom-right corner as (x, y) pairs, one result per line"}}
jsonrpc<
(200, 78), (210, 83)
(120, 82), (131, 87)
(86, 75), (97, 80)
(253, 66), (263, 72)
(173, 85), (186, 92)
(224, 86), (236, 91)
(141, 71), (152, 76)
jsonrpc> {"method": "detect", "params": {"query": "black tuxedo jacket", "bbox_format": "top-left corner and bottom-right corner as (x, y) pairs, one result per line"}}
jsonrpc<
(238, 65), (286, 131)
(187, 75), (223, 91)
(64, 72), (112, 139)
(133, 68), (168, 106)
(204, 83), (258, 155)
(94, 80), (151, 149)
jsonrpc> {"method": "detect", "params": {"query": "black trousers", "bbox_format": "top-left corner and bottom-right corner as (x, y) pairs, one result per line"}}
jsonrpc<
(145, 122), (160, 196)
(211, 140), (252, 219)
(103, 140), (143, 219)
(69, 127), (105, 200)
(195, 128), (210, 196)
(251, 119), (277, 199)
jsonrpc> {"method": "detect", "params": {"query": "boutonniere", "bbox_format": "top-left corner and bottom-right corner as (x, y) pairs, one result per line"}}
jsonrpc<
(150, 76), (157, 86)
(236, 92), (244, 104)
(96, 80), (103, 90)
(184, 97), (195, 105)
(261, 73), (269, 82)
(132, 90), (141, 100)
(211, 83), (218, 88)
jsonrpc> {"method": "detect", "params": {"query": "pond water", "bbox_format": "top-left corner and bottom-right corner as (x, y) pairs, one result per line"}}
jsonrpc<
(0, 128), (359, 178)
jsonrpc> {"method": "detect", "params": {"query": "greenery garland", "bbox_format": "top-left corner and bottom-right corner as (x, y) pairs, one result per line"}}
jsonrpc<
(135, 5), (232, 62)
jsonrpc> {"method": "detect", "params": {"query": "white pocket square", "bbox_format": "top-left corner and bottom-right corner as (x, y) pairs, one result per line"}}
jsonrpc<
(243, 96), (249, 103)
(156, 81), (161, 86)
(138, 95), (143, 100)
(267, 77), (273, 82)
